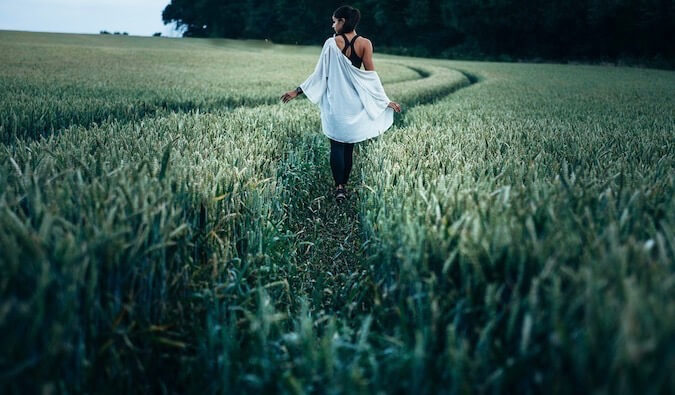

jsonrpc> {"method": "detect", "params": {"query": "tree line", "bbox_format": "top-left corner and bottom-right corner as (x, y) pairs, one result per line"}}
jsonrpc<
(162, 0), (674, 67)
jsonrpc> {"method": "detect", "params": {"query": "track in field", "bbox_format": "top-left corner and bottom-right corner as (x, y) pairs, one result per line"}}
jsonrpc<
(276, 68), (479, 311)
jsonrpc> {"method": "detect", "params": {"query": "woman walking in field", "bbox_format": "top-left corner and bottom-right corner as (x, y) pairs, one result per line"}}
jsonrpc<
(281, 5), (401, 203)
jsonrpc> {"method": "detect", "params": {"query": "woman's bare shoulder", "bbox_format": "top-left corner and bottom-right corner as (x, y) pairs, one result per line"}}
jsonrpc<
(358, 37), (373, 51)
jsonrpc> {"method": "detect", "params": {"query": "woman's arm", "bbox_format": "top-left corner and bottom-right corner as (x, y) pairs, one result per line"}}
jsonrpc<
(281, 39), (330, 104)
(361, 40), (401, 112)
(362, 40), (375, 71)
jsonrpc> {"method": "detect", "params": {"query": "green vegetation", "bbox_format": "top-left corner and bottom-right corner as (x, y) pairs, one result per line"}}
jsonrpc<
(1, 31), (673, 394)
(0, 31), (418, 143)
(161, 0), (675, 67)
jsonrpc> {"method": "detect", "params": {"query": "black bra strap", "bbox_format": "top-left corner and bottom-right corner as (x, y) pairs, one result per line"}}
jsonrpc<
(339, 33), (360, 56)
(339, 33), (349, 54)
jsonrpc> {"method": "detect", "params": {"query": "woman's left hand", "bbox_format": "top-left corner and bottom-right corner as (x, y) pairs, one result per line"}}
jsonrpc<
(281, 90), (298, 103)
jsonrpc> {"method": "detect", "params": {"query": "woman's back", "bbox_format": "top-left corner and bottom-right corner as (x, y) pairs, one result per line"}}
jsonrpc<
(334, 33), (373, 70)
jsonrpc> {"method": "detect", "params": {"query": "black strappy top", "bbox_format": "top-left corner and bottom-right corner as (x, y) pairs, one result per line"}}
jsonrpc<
(338, 33), (363, 69)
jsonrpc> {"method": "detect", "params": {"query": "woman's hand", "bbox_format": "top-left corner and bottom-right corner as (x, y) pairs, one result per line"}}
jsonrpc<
(281, 90), (299, 103)
(388, 101), (402, 113)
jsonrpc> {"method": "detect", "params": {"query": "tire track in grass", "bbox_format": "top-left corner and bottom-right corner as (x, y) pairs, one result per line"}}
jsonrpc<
(276, 67), (480, 314)
(274, 121), (364, 313)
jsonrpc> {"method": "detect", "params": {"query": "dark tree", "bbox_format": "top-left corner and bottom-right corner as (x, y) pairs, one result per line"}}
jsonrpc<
(161, 0), (674, 67)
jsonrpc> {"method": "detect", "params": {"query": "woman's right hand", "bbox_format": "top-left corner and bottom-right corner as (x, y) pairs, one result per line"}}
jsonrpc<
(388, 101), (402, 113)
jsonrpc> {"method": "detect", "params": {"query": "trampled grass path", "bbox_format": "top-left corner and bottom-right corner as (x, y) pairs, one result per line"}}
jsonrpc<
(276, 68), (479, 313)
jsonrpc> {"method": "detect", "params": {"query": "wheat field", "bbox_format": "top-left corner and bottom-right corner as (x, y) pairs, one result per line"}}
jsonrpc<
(1, 30), (673, 394)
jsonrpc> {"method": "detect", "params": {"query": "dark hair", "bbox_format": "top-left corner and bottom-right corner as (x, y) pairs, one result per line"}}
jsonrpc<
(333, 5), (360, 34)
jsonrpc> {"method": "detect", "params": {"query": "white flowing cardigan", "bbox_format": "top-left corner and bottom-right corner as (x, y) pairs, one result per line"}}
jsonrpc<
(299, 36), (394, 144)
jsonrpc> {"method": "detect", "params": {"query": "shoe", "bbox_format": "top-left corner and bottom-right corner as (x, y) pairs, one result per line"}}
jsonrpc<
(335, 185), (347, 202)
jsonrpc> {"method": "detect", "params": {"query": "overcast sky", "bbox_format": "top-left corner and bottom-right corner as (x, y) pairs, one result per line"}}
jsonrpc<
(0, 0), (182, 37)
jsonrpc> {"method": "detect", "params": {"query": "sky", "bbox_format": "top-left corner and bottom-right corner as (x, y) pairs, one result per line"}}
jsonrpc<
(0, 0), (183, 37)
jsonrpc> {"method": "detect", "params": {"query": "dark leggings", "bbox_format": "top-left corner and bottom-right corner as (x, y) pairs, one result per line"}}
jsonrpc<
(329, 138), (355, 186)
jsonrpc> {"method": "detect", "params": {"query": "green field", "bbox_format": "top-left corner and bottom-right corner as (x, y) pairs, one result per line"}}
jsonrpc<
(1, 30), (674, 393)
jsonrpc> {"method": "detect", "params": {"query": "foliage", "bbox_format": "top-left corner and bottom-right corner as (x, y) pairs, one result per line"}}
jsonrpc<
(161, 0), (675, 66)
(1, 31), (674, 393)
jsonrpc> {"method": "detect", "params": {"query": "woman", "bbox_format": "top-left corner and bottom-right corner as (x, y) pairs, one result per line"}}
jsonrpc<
(280, 5), (402, 203)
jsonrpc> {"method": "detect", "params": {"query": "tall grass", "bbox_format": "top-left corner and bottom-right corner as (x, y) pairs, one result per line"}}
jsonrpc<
(0, 103), (320, 391)
(1, 31), (673, 393)
(356, 62), (675, 393)
(0, 31), (418, 143)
